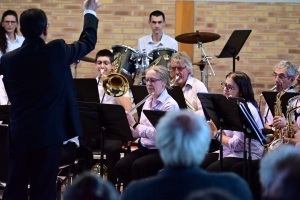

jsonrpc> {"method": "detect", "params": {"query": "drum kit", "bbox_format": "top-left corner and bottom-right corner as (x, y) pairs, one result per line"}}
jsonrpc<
(80, 30), (220, 88)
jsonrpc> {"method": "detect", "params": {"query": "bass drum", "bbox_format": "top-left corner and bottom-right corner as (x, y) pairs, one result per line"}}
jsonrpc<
(148, 47), (177, 68)
(111, 45), (138, 85)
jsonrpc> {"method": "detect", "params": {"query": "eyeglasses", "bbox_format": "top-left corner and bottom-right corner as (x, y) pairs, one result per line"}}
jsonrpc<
(273, 73), (289, 80)
(96, 61), (111, 66)
(3, 21), (17, 25)
(145, 78), (161, 84)
(221, 82), (237, 92)
(169, 66), (186, 72)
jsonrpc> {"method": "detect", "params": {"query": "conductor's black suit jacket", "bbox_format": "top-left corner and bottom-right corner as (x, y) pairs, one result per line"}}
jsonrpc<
(0, 13), (98, 155)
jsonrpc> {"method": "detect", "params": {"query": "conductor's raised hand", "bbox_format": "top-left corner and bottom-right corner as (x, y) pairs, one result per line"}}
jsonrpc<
(83, 0), (101, 11)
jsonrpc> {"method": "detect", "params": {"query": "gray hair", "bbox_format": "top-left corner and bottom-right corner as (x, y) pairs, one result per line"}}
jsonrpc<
(145, 65), (171, 89)
(274, 60), (298, 77)
(156, 110), (211, 168)
(259, 145), (300, 198)
(168, 52), (194, 76)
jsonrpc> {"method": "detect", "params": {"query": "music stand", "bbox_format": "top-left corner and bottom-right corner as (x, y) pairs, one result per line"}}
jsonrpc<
(0, 105), (10, 124)
(262, 91), (298, 117)
(197, 93), (266, 179)
(78, 102), (133, 177)
(73, 78), (100, 103)
(143, 110), (166, 127)
(131, 86), (186, 120)
(215, 30), (252, 72)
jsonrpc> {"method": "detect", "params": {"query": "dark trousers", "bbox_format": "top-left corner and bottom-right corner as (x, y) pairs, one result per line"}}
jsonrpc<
(115, 141), (163, 189)
(231, 160), (262, 200)
(200, 153), (243, 172)
(3, 143), (62, 200)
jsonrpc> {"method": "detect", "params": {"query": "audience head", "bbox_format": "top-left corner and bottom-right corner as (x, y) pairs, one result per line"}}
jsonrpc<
(95, 49), (115, 76)
(259, 145), (300, 200)
(273, 60), (297, 92)
(222, 71), (255, 103)
(156, 110), (211, 168)
(185, 188), (238, 200)
(20, 8), (48, 38)
(0, 10), (19, 54)
(148, 10), (165, 35)
(168, 52), (193, 86)
(144, 65), (170, 97)
(64, 172), (119, 200)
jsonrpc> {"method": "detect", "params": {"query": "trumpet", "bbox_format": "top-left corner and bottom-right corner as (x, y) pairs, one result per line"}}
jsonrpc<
(170, 75), (197, 112)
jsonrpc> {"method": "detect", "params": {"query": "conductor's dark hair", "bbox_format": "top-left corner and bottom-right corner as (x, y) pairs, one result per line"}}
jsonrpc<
(95, 49), (114, 63)
(226, 71), (255, 104)
(20, 8), (47, 38)
(149, 10), (165, 22)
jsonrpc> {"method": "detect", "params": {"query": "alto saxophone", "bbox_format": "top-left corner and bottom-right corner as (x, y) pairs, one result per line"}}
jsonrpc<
(269, 95), (300, 150)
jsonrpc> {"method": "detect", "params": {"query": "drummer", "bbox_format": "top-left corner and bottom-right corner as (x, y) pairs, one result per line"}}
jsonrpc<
(137, 10), (178, 55)
(168, 52), (208, 117)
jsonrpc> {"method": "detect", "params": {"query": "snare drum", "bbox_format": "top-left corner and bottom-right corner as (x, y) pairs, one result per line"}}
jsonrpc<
(148, 48), (177, 68)
(111, 45), (138, 83)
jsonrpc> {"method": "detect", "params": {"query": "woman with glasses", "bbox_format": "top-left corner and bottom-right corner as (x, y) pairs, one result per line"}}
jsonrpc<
(200, 71), (264, 172)
(115, 65), (179, 189)
(0, 10), (25, 59)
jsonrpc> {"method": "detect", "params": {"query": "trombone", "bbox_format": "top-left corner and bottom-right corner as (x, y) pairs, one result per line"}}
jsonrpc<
(171, 75), (196, 112)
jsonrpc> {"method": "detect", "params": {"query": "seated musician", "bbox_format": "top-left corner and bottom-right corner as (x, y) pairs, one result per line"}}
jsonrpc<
(201, 71), (264, 172)
(115, 65), (179, 189)
(79, 49), (132, 184)
(168, 52), (208, 116)
(263, 60), (297, 130)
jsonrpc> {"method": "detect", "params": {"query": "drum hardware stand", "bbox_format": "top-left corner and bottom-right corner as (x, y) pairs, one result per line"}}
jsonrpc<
(196, 35), (216, 88)
(73, 60), (80, 78)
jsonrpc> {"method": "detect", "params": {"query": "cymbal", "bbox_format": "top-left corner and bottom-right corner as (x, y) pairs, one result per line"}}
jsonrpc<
(175, 31), (220, 44)
(192, 60), (215, 66)
(81, 56), (95, 63)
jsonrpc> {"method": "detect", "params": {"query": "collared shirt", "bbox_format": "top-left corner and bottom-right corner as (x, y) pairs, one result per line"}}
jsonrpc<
(182, 75), (208, 117)
(137, 33), (178, 55)
(133, 89), (179, 149)
(216, 102), (264, 160)
(0, 33), (25, 61)
(263, 88), (295, 125)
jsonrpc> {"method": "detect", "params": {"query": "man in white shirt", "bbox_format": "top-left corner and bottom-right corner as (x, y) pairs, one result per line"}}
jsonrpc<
(137, 10), (178, 55)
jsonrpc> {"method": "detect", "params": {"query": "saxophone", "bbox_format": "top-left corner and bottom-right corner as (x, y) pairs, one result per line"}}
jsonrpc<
(269, 94), (300, 150)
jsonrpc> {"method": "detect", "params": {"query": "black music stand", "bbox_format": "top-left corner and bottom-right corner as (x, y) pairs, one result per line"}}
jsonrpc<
(73, 78), (100, 103)
(0, 105), (10, 124)
(131, 86), (186, 120)
(216, 30), (252, 72)
(262, 91), (298, 117)
(197, 93), (266, 181)
(78, 102), (133, 178)
(143, 110), (167, 127)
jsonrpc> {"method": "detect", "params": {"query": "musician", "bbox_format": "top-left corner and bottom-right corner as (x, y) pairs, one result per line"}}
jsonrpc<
(168, 52), (208, 116)
(137, 10), (178, 55)
(115, 65), (179, 189)
(0, 1), (101, 199)
(263, 60), (297, 130)
(120, 110), (253, 200)
(201, 71), (264, 172)
(79, 49), (132, 184)
(0, 10), (24, 60)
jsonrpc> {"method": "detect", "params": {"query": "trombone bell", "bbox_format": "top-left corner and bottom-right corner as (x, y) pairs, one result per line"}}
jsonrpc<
(103, 73), (129, 97)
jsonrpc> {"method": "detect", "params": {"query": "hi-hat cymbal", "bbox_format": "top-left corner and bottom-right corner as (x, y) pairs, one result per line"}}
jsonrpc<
(81, 56), (95, 63)
(192, 60), (215, 66)
(175, 31), (220, 44)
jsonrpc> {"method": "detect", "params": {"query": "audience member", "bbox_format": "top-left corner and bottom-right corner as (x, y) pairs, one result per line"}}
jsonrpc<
(120, 110), (253, 200)
(64, 172), (119, 200)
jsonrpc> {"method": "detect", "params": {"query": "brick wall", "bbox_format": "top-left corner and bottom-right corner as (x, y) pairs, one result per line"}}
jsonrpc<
(1, 1), (300, 104)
